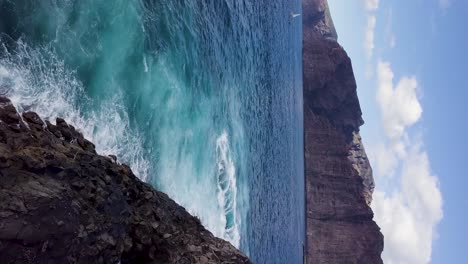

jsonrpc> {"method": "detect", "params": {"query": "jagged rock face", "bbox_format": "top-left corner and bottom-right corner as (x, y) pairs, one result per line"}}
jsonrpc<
(302, 0), (384, 263)
(0, 97), (249, 264)
(348, 132), (375, 205)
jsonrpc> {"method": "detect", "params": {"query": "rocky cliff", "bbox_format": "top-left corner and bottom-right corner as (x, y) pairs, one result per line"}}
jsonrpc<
(0, 96), (249, 264)
(302, 0), (384, 263)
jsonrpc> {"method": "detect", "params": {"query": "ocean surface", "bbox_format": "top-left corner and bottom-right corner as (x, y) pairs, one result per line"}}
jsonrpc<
(0, 0), (304, 262)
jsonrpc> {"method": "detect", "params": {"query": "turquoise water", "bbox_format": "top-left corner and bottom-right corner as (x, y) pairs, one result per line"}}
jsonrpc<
(0, 0), (304, 262)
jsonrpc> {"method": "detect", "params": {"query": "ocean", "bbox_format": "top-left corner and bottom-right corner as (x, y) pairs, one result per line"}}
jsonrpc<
(0, 0), (304, 262)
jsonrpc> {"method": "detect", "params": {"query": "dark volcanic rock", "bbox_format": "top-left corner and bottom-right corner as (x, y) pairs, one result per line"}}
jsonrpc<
(302, 0), (384, 263)
(0, 97), (249, 264)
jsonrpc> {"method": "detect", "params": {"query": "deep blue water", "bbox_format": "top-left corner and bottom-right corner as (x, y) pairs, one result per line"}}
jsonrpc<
(0, 0), (304, 262)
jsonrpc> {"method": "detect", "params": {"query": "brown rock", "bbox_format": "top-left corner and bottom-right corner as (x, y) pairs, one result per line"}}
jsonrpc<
(0, 96), (250, 264)
(22, 112), (44, 126)
(302, 1), (384, 263)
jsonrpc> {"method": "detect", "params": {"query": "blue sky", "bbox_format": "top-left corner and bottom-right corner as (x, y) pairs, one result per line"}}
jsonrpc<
(328, 0), (467, 263)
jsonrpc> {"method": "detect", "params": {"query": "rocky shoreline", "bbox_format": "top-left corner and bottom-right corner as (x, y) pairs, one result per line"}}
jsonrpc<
(0, 96), (249, 264)
(302, 0), (384, 263)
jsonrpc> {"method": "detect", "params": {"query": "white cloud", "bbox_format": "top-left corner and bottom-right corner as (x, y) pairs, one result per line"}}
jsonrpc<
(364, 0), (380, 11)
(376, 61), (422, 140)
(369, 142), (398, 179)
(372, 143), (443, 264)
(384, 9), (396, 48)
(358, 4), (442, 262)
(368, 138), (407, 181)
(365, 15), (377, 58)
(370, 61), (443, 264)
(365, 63), (374, 80)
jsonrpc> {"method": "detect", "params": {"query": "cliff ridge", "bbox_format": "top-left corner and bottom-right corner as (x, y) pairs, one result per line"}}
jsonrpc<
(303, 0), (384, 263)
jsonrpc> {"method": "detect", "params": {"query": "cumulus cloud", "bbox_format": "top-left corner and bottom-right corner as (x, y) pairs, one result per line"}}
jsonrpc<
(376, 61), (422, 140)
(369, 143), (397, 179)
(372, 144), (443, 264)
(365, 15), (377, 58)
(364, 0), (380, 11)
(370, 61), (443, 264)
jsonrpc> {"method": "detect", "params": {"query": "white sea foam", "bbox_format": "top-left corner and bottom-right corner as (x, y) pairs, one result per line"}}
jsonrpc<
(216, 131), (240, 247)
(0, 40), (150, 181)
(147, 65), (244, 247)
(143, 55), (149, 73)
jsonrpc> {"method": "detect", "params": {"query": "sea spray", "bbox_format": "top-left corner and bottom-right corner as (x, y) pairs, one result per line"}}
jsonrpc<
(0, 40), (150, 181)
(216, 131), (240, 247)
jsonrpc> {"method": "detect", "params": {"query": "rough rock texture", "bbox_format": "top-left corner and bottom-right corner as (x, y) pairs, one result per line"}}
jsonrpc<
(0, 96), (249, 264)
(302, 0), (384, 263)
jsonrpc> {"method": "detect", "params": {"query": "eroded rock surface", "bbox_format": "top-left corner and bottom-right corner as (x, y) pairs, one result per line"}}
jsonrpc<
(0, 97), (249, 264)
(302, 0), (384, 263)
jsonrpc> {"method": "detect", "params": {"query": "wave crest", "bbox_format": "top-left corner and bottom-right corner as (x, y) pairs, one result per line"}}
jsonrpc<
(216, 131), (240, 247)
